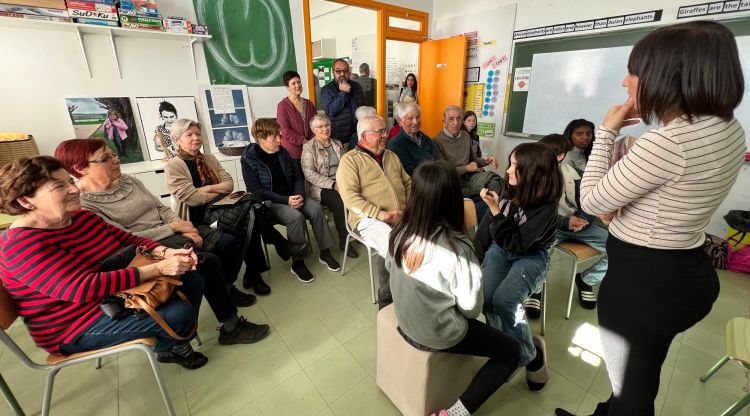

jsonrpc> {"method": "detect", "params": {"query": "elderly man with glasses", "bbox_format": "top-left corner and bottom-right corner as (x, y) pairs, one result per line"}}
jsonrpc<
(321, 59), (365, 145)
(337, 114), (411, 309)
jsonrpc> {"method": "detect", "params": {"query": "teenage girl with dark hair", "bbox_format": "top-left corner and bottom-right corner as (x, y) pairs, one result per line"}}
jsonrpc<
(475, 142), (563, 392)
(562, 118), (595, 172)
(387, 160), (519, 416)
(461, 110), (481, 158)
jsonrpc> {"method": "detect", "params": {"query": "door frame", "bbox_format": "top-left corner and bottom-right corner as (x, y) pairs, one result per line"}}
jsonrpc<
(303, 0), (429, 117)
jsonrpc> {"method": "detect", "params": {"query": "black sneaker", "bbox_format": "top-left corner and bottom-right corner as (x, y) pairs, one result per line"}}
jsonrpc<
(291, 261), (314, 282)
(243, 273), (271, 296)
(575, 273), (597, 309)
(318, 250), (341, 272)
(524, 290), (542, 319)
(157, 350), (208, 370)
(229, 287), (257, 307)
(218, 317), (270, 345)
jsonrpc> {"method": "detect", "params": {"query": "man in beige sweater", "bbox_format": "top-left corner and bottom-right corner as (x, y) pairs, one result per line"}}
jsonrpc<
(433, 105), (500, 197)
(337, 114), (411, 308)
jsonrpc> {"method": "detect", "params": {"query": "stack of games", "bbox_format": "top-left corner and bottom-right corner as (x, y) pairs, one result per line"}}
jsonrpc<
(0, 0), (71, 22)
(66, 0), (117, 27)
(162, 15), (189, 34)
(118, 0), (163, 31)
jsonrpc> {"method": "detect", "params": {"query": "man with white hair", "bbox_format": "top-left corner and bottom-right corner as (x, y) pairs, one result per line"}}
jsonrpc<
(386, 102), (437, 176)
(337, 114), (411, 309)
(348, 106), (377, 150)
(433, 105), (501, 197)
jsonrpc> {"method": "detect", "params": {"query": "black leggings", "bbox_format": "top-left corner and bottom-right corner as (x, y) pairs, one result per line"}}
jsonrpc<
(598, 236), (719, 416)
(320, 188), (348, 246)
(404, 319), (520, 413)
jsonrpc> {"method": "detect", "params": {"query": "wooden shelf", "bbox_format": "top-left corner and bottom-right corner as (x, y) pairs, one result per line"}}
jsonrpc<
(0, 15), (211, 79)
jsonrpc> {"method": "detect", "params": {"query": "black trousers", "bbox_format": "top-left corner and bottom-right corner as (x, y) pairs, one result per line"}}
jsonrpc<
(320, 188), (348, 247)
(402, 319), (520, 413)
(598, 235), (719, 416)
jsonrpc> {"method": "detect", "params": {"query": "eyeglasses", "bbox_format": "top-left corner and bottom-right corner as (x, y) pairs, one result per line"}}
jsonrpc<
(313, 124), (331, 129)
(333, 68), (350, 74)
(365, 129), (388, 136)
(88, 153), (119, 164)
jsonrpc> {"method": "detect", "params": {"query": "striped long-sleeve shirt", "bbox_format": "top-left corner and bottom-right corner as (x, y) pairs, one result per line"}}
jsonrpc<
(0, 210), (159, 353)
(580, 116), (746, 249)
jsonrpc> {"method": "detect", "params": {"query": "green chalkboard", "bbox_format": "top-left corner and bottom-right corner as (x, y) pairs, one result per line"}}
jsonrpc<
(505, 17), (750, 135)
(194, 0), (298, 87)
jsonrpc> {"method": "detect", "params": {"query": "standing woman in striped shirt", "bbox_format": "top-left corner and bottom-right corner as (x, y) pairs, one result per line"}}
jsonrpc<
(558, 21), (747, 416)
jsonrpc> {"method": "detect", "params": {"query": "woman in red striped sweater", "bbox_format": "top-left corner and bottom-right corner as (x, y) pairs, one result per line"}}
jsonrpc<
(0, 156), (208, 369)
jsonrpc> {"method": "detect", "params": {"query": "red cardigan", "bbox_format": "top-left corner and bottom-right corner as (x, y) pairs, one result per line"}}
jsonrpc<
(276, 97), (316, 160)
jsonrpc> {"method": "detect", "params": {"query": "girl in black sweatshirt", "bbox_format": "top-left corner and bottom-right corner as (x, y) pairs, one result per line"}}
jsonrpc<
(474, 142), (562, 392)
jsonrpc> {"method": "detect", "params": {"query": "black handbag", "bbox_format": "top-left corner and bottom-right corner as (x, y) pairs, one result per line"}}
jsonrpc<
(724, 210), (750, 248)
(204, 191), (270, 256)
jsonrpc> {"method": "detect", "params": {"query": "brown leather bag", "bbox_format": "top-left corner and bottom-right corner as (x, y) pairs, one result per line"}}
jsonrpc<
(116, 247), (195, 340)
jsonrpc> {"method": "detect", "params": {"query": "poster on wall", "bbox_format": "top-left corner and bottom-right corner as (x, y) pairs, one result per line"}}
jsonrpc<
(193, 0), (297, 86)
(135, 96), (200, 161)
(65, 97), (144, 164)
(201, 85), (253, 152)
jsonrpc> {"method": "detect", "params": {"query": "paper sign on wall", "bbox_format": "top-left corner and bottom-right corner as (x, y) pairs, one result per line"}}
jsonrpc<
(464, 83), (485, 114)
(210, 85), (235, 114)
(513, 67), (531, 92)
(477, 121), (496, 137)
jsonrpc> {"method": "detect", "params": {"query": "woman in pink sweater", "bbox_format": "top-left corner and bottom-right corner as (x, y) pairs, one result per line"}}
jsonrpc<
(103, 110), (129, 157)
(276, 70), (316, 174)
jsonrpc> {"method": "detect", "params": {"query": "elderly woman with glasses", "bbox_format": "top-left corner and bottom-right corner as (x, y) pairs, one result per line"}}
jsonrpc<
(301, 114), (358, 258)
(0, 156), (208, 369)
(54, 139), (270, 347)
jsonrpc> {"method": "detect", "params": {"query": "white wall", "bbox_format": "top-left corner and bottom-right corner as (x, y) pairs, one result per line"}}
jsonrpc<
(311, 5), (377, 63)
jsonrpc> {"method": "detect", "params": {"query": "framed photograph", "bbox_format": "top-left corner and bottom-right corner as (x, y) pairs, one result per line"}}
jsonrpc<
(200, 85), (253, 153)
(135, 96), (200, 161)
(65, 97), (144, 164)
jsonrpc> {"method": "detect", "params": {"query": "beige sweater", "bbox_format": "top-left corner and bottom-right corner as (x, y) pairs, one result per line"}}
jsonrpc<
(337, 148), (411, 230)
(581, 116), (746, 249)
(165, 153), (233, 221)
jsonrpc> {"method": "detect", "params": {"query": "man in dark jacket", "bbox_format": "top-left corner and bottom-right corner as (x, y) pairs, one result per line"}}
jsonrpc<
(241, 119), (340, 283)
(322, 59), (364, 144)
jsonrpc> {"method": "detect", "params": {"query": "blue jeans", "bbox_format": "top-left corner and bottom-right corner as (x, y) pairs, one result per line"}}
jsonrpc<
(555, 224), (609, 286)
(481, 242), (549, 366)
(60, 271), (204, 354)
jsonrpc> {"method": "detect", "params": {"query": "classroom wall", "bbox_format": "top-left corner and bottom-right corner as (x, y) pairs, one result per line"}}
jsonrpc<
(433, 0), (750, 236)
(0, 0), (311, 156)
(311, 5), (377, 64)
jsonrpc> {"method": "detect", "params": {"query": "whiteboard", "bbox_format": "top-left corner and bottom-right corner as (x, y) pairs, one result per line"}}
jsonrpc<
(522, 36), (750, 150)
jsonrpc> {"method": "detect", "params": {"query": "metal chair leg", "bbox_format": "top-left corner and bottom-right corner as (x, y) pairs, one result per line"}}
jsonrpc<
(145, 350), (176, 416)
(700, 355), (730, 382)
(341, 237), (350, 276)
(540, 282), (547, 336)
(41, 368), (61, 416)
(721, 393), (750, 416)
(368, 247), (376, 304)
(95, 357), (102, 369)
(565, 262), (579, 320)
(0, 373), (25, 416)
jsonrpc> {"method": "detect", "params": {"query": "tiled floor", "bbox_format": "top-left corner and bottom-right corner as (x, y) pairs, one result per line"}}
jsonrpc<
(0, 237), (748, 415)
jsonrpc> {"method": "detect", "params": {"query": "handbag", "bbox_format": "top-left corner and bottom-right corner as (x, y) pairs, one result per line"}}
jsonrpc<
(724, 210), (750, 250)
(106, 246), (195, 340)
(702, 234), (728, 270)
(204, 191), (269, 256)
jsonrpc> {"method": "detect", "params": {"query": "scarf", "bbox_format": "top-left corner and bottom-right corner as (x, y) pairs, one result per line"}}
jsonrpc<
(177, 149), (218, 186)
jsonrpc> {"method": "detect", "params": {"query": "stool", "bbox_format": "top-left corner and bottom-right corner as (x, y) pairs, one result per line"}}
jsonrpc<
(376, 304), (486, 416)
(699, 317), (750, 416)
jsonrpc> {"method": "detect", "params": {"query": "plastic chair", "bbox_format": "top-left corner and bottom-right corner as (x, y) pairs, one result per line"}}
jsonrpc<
(699, 317), (750, 416)
(0, 284), (176, 416)
(341, 208), (377, 304)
